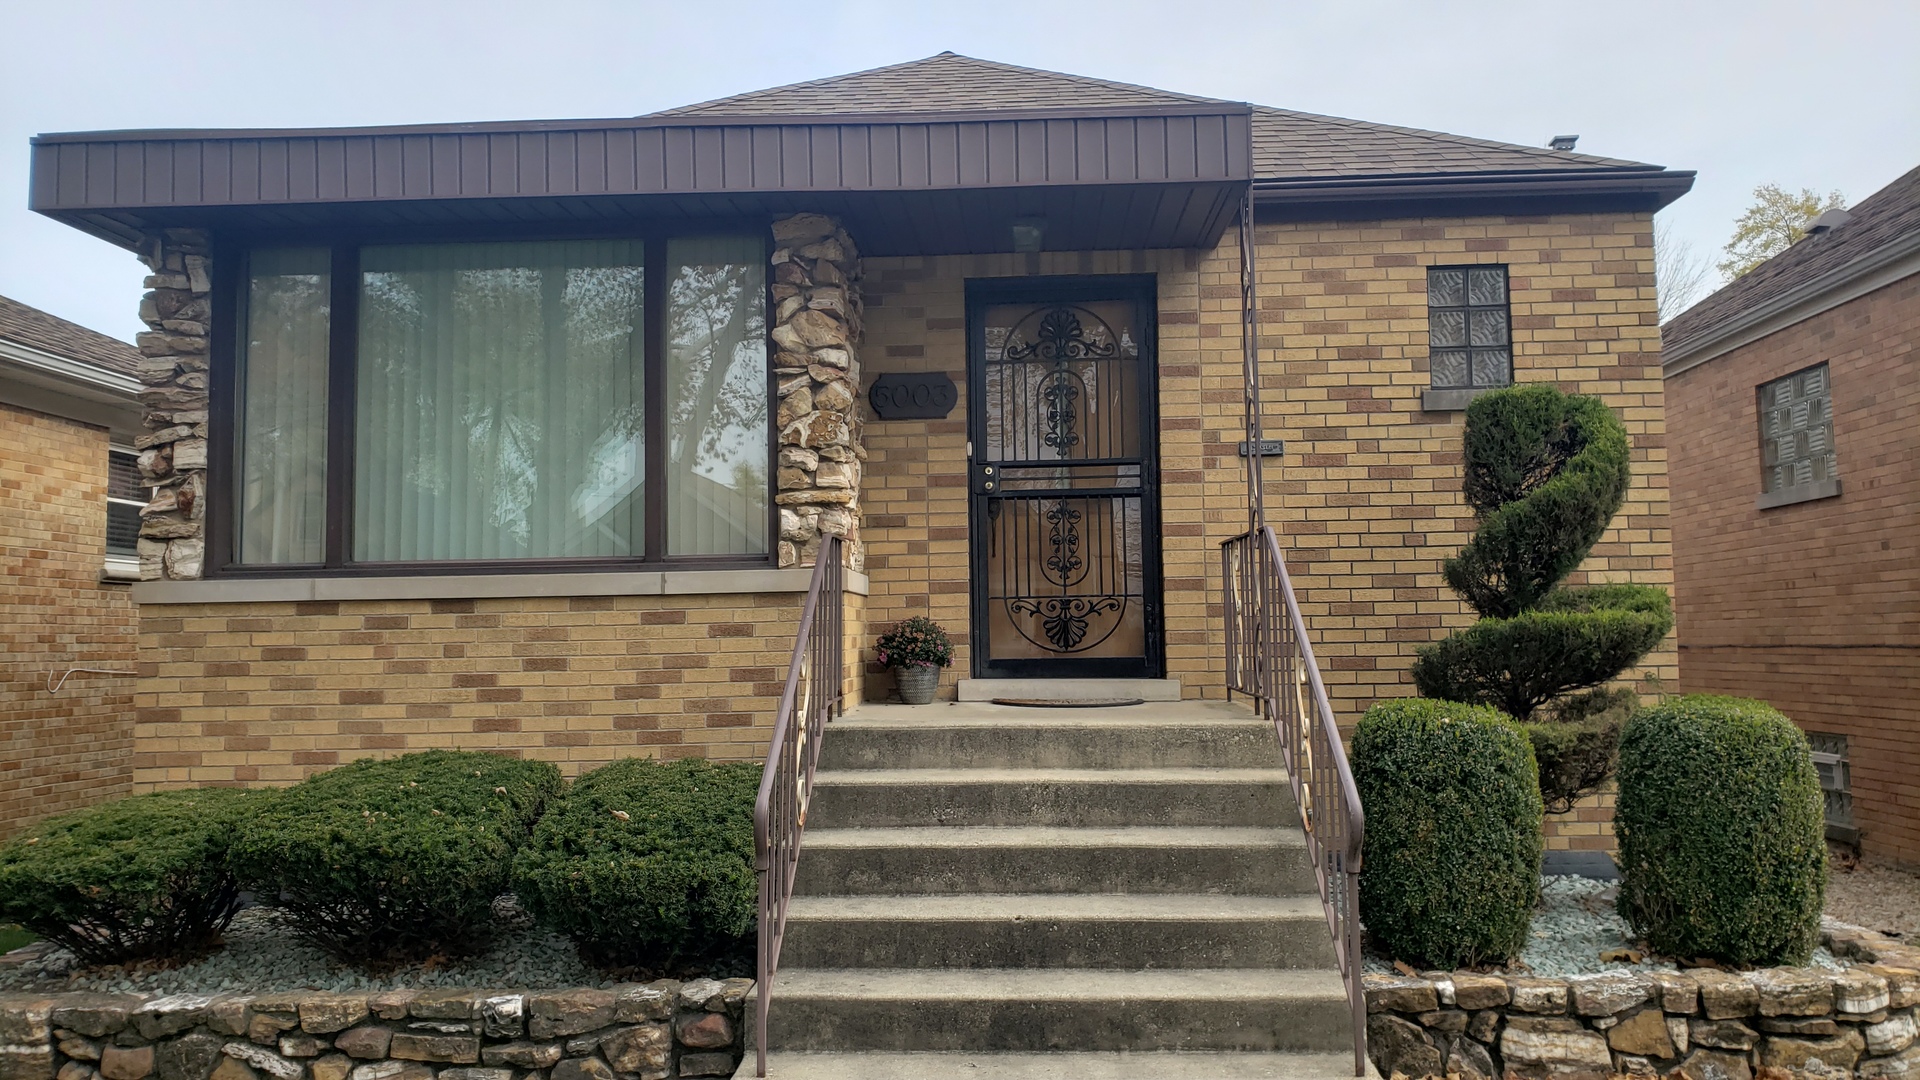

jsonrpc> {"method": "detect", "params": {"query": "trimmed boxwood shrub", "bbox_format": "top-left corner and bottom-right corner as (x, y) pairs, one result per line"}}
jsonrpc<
(1615, 695), (1826, 966)
(0, 788), (260, 965)
(514, 758), (759, 972)
(230, 750), (561, 965)
(1353, 698), (1544, 969)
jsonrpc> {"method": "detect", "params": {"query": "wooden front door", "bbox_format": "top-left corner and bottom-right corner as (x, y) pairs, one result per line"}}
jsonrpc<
(966, 276), (1163, 679)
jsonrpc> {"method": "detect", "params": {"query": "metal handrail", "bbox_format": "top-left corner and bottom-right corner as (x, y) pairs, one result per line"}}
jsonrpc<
(751, 533), (844, 1077)
(1223, 525), (1368, 1076)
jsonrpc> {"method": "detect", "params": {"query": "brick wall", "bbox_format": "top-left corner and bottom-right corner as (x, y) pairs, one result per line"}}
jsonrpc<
(132, 593), (824, 788)
(0, 402), (137, 834)
(1667, 274), (1920, 865)
(860, 212), (1675, 850)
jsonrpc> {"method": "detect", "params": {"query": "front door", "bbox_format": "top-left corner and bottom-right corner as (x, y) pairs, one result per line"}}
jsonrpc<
(967, 276), (1163, 679)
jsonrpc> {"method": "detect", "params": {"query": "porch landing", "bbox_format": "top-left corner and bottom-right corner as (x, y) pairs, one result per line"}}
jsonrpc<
(741, 700), (1366, 1078)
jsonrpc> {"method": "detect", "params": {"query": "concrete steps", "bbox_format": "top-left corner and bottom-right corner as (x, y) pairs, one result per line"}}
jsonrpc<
(744, 700), (1359, 1078)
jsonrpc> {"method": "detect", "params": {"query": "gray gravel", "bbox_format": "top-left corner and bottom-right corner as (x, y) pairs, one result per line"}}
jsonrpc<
(1365, 874), (1845, 975)
(0, 903), (616, 995)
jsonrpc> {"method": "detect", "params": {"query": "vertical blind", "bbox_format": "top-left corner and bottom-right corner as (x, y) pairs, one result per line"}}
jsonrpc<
(354, 240), (647, 562)
(666, 236), (769, 556)
(236, 247), (330, 564)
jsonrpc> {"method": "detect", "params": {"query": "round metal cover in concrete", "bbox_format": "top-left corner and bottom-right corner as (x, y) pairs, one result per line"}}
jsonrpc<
(990, 698), (1146, 708)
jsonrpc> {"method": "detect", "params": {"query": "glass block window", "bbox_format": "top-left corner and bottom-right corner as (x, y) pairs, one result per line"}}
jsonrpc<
(1427, 265), (1511, 390)
(1758, 363), (1836, 493)
(107, 449), (145, 556)
(1808, 732), (1853, 831)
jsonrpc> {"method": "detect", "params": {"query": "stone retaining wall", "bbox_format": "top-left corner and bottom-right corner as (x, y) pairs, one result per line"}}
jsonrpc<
(1364, 926), (1920, 1079)
(0, 982), (750, 1080)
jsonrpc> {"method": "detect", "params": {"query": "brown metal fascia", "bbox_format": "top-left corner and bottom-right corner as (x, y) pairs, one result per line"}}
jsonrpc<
(1252, 168), (1697, 210)
(31, 101), (1254, 146)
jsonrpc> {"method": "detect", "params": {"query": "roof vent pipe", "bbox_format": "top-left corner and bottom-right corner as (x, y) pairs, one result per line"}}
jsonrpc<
(1806, 208), (1852, 235)
(1548, 135), (1579, 151)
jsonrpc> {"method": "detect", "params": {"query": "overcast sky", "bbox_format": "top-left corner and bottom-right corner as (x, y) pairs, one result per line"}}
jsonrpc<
(3, 0), (1915, 343)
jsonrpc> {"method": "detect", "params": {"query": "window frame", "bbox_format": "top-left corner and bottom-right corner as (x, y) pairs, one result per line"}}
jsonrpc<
(1424, 263), (1513, 392)
(207, 221), (777, 578)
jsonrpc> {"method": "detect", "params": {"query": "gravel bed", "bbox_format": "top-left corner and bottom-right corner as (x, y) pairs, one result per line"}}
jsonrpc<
(1364, 874), (1845, 976)
(1825, 853), (1920, 940)
(0, 904), (622, 995)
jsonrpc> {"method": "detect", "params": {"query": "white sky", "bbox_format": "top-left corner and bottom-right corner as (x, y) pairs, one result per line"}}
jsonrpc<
(3, 0), (1916, 343)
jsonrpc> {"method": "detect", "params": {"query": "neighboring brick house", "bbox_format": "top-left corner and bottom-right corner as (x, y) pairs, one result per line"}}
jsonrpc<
(27, 53), (1687, 835)
(1663, 164), (1920, 866)
(0, 294), (145, 834)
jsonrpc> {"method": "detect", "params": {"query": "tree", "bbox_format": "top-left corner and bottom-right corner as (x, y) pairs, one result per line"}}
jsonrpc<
(1655, 219), (1711, 323)
(1410, 385), (1673, 813)
(1718, 184), (1846, 279)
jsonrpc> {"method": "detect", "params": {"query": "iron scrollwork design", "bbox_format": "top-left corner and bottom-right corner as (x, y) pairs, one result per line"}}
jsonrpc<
(1004, 497), (1127, 653)
(1005, 306), (1117, 454)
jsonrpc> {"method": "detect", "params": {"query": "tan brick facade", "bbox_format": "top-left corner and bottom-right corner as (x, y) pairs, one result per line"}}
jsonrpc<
(125, 211), (1674, 854)
(131, 593), (840, 787)
(1, 402), (137, 833)
(1667, 274), (1920, 866)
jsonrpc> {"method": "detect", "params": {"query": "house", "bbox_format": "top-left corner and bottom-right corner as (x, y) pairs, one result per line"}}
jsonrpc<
(28, 52), (1687, 1073)
(0, 294), (145, 834)
(1663, 163), (1920, 867)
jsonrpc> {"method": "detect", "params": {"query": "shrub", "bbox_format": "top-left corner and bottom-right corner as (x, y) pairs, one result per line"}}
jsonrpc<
(0, 789), (260, 965)
(1353, 699), (1544, 969)
(230, 750), (561, 965)
(514, 758), (758, 972)
(874, 616), (955, 669)
(1412, 385), (1672, 810)
(1615, 696), (1826, 966)
(1521, 687), (1639, 815)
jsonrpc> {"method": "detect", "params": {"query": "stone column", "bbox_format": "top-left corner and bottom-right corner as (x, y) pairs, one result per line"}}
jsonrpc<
(769, 214), (865, 571)
(132, 229), (212, 580)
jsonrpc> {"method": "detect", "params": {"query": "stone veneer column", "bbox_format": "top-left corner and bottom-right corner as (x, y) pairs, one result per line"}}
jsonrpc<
(768, 214), (865, 571)
(131, 229), (213, 580)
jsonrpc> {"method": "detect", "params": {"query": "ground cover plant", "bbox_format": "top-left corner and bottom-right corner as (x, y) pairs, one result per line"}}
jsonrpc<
(0, 788), (260, 965)
(229, 750), (561, 966)
(514, 757), (758, 975)
(1410, 384), (1672, 811)
(1615, 695), (1826, 966)
(1352, 698), (1544, 969)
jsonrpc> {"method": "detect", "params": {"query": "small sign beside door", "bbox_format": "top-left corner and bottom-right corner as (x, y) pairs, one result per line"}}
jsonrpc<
(868, 373), (958, 420)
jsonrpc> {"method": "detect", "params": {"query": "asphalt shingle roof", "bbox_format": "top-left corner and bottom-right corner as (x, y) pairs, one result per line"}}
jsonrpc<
(1663, 164), (1920, 359)
(0, 294), (141, 378)
(656, 52), (1661, 181)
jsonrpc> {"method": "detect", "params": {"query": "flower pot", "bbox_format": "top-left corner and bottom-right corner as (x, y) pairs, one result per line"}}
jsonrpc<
(894, 665), (940, 705)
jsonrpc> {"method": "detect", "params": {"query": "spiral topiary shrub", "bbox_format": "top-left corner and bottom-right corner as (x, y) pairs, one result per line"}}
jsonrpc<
(1411, 384), (1673, 809)
(1352, 698), (1544, 969)
(0, 788), (261, 965)
(230, 750), (561, 966)
(513, 757), (758, 974)
(1615, 695), (1826, 966)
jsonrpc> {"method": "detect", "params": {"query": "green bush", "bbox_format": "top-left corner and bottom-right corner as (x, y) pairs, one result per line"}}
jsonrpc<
(0, 789), (260, 965)
(230, 750), (561, 965)
(1615, 696), (1826, 966)
(514, 758), (759, 972)
(1353, 699), (1544, 969)
(1413, 385), (1671, 811)
(1520, 687), (1640, 815)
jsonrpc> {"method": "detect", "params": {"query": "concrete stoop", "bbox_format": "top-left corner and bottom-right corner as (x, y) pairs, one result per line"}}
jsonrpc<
(738, 700), (1363, 1079)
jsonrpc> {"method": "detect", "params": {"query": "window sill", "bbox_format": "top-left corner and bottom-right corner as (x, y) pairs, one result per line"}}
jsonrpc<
(132, 566), (869, 605)
(1421, 386), (1506, 412)
(1756, 479), (1842, 510)
(103, 554), (141, 582)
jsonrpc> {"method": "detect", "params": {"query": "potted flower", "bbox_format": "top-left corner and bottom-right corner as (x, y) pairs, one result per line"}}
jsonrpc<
(875, 616), (954, 705)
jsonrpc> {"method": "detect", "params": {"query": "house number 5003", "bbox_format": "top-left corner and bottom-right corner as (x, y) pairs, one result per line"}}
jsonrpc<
(867, 373), (959, 420)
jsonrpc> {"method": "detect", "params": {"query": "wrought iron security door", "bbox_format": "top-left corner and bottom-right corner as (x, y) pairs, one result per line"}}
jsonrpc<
(967, 278), (1162, 679)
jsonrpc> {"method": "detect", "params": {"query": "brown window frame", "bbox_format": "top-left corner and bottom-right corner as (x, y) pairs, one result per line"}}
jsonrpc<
(206, 221), (777, 579)
(1425, 263), (1513, 391)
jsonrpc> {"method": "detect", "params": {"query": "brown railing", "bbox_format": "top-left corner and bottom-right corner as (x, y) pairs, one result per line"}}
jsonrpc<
(751, 534), (844, 1077)
(1223, 525), (1368, 1076)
